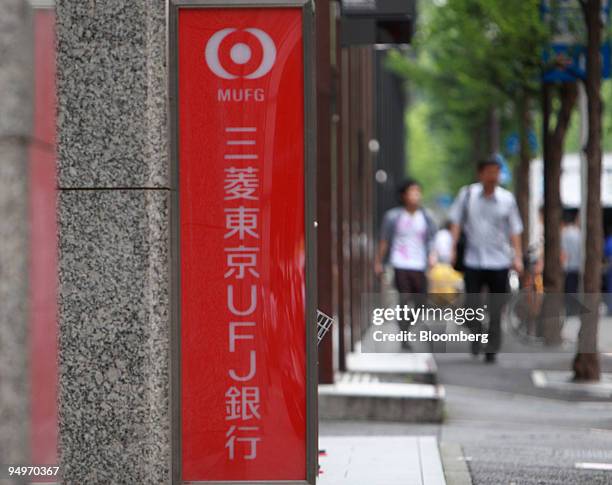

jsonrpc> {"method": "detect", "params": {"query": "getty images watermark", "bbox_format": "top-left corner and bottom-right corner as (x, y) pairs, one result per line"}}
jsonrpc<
(371, 303), (489, 346)
(360, 292), (609, 354)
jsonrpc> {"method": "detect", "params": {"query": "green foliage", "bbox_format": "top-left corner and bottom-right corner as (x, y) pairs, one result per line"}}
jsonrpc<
(387, 0), (612, 204)
(387, 0), (548, 201)
(405, 100), (449, 202)
(605, 82), (612, 151)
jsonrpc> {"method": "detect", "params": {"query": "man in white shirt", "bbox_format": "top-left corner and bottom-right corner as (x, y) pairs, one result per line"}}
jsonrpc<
(561, 211), (581, 315)
(375, 179), (437, 348)
(449, 158), (524, 362)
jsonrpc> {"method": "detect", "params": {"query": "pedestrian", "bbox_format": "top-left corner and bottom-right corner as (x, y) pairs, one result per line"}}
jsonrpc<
(433, 220), (454, 265)
(604, 225), (612, 316)
(449, 157), (524, 363)
(375, 179), (437, 349)
(561, 211), (581, 316)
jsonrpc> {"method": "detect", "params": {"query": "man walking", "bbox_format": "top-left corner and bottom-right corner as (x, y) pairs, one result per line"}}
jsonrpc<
(375, 179), (437, 348)
(604, 226), (612, 315)
(561, 212), (582, 316)
(450, 158), (524, 363)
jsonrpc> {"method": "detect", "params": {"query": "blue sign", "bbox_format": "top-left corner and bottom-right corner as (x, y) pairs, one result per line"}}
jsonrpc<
(505, 134), (520, 156)
(541, 0), (611, 82)
(504, 131), (539, 157)
(543, 42), (612, 82)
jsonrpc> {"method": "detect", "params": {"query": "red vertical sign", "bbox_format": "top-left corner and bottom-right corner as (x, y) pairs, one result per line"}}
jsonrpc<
(30, 9), (58, 471)
(178, 7), (307, 482)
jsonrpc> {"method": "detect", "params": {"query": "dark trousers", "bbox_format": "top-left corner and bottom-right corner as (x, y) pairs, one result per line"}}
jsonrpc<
(464, 268), (509, 353)
(564, 271), (579, 293)
(394, 269), (427, 332)
(606, 265), (612, 315)
(564, 270), (580, 316)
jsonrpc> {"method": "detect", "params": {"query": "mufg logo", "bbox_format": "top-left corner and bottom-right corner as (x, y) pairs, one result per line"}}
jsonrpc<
(206, 28), (276, 103)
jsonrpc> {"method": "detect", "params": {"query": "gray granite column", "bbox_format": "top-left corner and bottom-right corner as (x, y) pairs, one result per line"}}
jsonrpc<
(56, 1), (171, 483)
(0, 0), (32, 471)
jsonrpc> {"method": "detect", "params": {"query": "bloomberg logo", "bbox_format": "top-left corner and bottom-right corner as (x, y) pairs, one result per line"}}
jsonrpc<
(206, 27), (276, 103)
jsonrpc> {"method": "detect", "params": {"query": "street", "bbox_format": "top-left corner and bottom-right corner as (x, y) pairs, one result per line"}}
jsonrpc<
(321, 352), (612, 484)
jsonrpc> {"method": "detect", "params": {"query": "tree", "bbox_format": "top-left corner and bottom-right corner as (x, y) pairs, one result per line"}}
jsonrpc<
(516, 94), (533, 254)
(388, 0), (546, 231)
(573, 0), (605, 381)
(541, 81), (578, 345)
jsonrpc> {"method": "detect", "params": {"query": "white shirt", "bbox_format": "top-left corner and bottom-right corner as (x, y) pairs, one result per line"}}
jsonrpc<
(449, 183), (523, 270)
(389, 210), (428, 271)
(434, 229), (453, 264)
(561, 225), (581, 271)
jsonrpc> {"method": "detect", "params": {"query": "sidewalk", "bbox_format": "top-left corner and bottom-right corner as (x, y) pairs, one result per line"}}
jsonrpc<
(318, 435), (446, 485)
(318, 351), (445, 422)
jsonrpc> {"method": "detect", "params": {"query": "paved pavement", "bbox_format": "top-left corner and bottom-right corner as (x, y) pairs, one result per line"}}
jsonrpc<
(318, 436), (446, 485)
(435, 352), (612, 401)
(321, 351), (612, 484)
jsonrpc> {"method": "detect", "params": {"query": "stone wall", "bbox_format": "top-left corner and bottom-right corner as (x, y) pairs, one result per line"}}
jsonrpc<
(56, 1), (171, 482)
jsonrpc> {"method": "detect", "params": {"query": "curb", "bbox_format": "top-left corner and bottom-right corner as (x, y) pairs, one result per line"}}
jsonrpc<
(439, 442), (473, 485)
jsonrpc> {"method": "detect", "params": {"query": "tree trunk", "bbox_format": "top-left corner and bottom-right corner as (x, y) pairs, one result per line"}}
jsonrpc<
(472, 114), (489, 164)
(542, 82), (577, 345)
(574, 0), (603, 382)
(515, 92), (532, 255)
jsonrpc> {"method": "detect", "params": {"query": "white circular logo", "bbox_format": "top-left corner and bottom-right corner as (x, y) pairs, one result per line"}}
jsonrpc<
(205, 28), (277, 80)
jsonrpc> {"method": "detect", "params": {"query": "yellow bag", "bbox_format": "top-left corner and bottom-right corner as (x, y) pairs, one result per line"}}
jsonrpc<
(428, 263), (463, 305)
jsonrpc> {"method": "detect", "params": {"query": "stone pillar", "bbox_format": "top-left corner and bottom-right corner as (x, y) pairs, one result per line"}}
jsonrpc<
(0, 0), (32, 470)
(56, 1), (170, 483)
